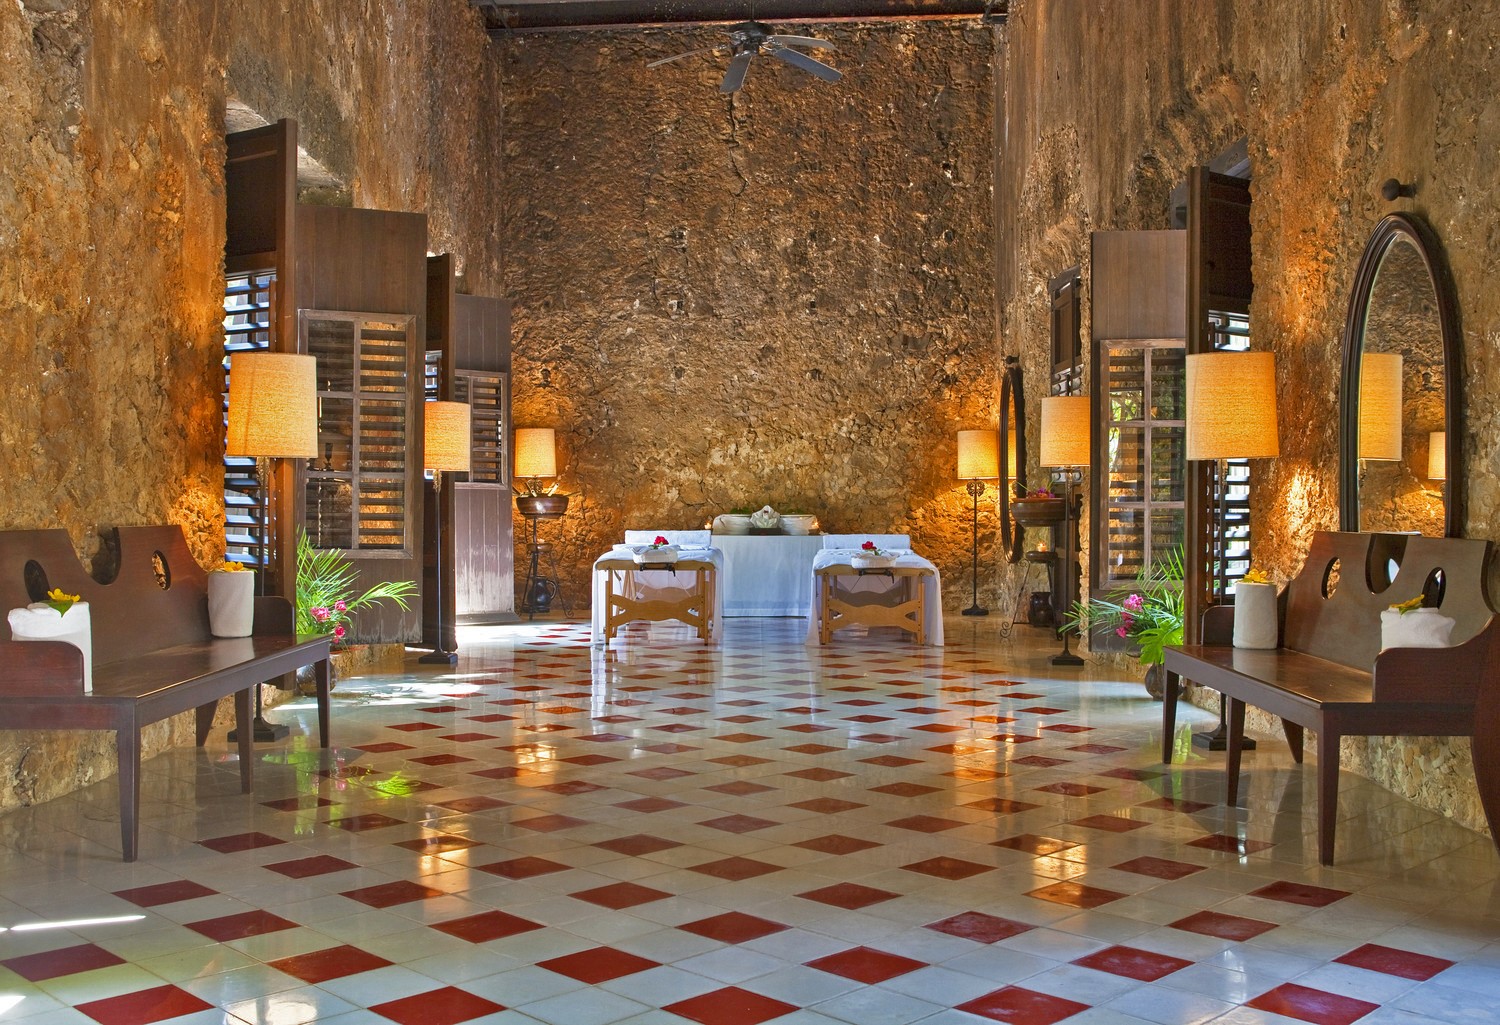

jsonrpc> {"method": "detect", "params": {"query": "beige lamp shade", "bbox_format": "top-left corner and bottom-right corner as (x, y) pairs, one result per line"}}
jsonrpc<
(1428, 430), (1447, 481)
(1184, 351), (1280, 461)
(514, 428), (558, 479)
(424, 401), (472, 473)
(1039, 396), (1091, 468)
(225, 351), (318, 459)
(956, 430), (999, 480)
(1358, 352), (1403, 461)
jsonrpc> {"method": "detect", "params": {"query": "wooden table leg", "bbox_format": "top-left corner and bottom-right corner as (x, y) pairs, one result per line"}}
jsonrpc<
(115, 716), (141, 863)
(315, 658), (331, 748)
(1161, 669), (1180, 764)
(1317, 727), (1340, 865)
(912, 576), (926, 645)
(819, 574), (832, 644)
(235, 687), (255, 793)
(194, 701), (217, 746)
(1225, 696), (1246, 808)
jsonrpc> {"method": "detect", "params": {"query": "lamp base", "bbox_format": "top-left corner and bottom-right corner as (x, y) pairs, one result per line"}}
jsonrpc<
(1192, 725), (1258, 751)
(961, 605), (990, 617)
(1050, 651), (1085, 667)
(228, 716), (289, 744)
(419, 650), (459, 666)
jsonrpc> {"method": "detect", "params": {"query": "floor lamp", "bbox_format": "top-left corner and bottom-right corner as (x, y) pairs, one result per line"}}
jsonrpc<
(1039, 395), (1090, 667)
(224, 351), (318, 742)
(957, 430), (999, 616)
(420, 401), (471, 666)
(1185, 350), (1280, 749)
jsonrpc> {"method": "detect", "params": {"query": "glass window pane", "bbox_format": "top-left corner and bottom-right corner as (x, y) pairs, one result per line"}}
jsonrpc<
(1151, 427), (1185, 501)
(1108, 426), (1146, 502)
(1104, 507), (1145, 583)
(1108, 348), (1145, 422)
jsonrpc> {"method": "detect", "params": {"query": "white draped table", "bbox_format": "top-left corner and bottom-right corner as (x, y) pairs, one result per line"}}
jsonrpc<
(805, 548), (944, 646)
(591, 544), (725, 647)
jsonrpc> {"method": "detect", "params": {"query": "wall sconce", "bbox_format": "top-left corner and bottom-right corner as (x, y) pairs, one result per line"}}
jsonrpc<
(420, 401), (471, 666)
(1358, 352), (1403, 462)
(956, 429), (1000, 617)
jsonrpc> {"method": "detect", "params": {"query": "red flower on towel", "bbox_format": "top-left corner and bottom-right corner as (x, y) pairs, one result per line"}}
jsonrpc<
(650, 535), (670, 549)
(861, 541), (877, 552)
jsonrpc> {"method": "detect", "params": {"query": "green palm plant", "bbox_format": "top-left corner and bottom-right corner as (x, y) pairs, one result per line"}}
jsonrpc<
(1064, 547), (1185, 666)
(295, 532), (418, 644)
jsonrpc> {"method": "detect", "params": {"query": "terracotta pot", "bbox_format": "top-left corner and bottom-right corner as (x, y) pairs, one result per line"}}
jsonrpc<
(1012, 497), (1066, 527)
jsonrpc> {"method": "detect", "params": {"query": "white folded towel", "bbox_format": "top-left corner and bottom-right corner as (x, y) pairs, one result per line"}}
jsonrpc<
(8, 602), (93, 691)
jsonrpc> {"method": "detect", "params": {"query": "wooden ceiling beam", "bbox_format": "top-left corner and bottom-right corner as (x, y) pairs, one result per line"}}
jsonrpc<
(471, 0), (1003, 34)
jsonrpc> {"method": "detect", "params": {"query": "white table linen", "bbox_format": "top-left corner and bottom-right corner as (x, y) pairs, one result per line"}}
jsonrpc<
(591, 544), (724, 646)
(805, 548), (944, 646)
(710, 534), (825, 616)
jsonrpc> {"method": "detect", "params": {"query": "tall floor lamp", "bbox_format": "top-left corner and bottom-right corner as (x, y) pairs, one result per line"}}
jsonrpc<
(225, 351), (318, 742)
(1039, 395), (1090, 667)
(957, 429), (999, 616)
(420, 401), (471, 666)
(1185, 350), (1280, 748)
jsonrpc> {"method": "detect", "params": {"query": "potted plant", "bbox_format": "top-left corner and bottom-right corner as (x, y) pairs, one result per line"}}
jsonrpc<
(1065, 548), (1184, 697)
(1011, 485), (1066, 527)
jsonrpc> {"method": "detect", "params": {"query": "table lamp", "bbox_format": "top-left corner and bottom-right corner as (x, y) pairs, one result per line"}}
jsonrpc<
(225, 350), (318, 741)
(420, 401), (471, 665)
(514, 427), (571, 618)
(1038, 395), (1090, 666)
(1185, 349), (1280, 748)
(1429, 431), (1447, 481)
(1358, 353), (1403, 462)
(957, 429), (1000, 617)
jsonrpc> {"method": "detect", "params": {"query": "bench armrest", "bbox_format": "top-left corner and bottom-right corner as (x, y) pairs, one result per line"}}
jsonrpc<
(0, 640), (85, 695)
(1201, 605), (1235, 645)
(1374, 619), (1498, 705)
(252, 595), (295, 636)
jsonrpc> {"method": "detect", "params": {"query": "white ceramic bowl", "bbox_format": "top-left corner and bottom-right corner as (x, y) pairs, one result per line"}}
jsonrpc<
(782, 515), (816, 535)
(713, 514), (751, 535)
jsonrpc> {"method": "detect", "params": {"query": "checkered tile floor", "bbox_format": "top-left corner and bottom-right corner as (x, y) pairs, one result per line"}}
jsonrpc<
(0, 617), (1497, 1025)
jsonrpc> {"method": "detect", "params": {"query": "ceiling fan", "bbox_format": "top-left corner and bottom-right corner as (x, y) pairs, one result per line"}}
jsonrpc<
(648, 21), (842, 94)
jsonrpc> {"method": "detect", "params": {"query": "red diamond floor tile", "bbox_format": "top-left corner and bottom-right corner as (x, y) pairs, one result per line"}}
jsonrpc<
(956, 986), (1091, 1025)
(394, 833), (483, 855)
(1171, 910), (1278, 941)
(1071, 813), (1151, 832)
(869, 782), (940, 797)
(1250, 880), (1352, 907)
(269, 944), (394, 983)
(594, 834), (683, 856)
(326, 812), (406, 832)
(797, 882), (901, 910)
(434, 795), (511, 813)
(805, 945), (928, 983)
(432, 910), (545, 943)
(3, 942), (126, 982)
(664, 986), (800, 1025)
(793, 834), (883, 855)
(783, 767), (851, 781)
(513, 813), (590, 832)
(1033, 782), (1105, 797)
(261, 795), (336, 811)
(74, 984), (215, 1025)
(788, 797), (865, 814)
(1136, 796), (1212, 813)
(1247, 983), (1380, 1025)
(690, 856), (784, 880)
(537, 946), (662, 983)
(1072, 944), (1192, 981)
(1188, 833), (1277, 854)
(712, 755), (773, 767)
(264, 854), (360, 879)
(926, 911), (1035, 944)
(1027, 881), (1128, 909)
(570, 881), (674, 909)
(966, 797), (1040, 814)
(340, 880), (446, 908)
(886, 814), (965, 832)
(187, 909), (299, 942)
(196, 830), (286, 853)
(112, 880), (216, 907)
(902, 856), (995, 879)
(614, 797), (687, 813)
(1333, 943), (1456, 980)
(1113, 856), (1204, 880)
(368, 986), (507, 1025)
(700, 813), (781, 833)
(679, 912), (791, 944)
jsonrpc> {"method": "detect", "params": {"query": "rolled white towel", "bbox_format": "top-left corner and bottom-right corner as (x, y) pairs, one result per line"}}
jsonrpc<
(8, 602), (93, 692)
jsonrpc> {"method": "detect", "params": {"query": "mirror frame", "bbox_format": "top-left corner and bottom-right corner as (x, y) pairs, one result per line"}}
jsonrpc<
(999, 355), (1027, 563)
(1338, 212), (1463, 537)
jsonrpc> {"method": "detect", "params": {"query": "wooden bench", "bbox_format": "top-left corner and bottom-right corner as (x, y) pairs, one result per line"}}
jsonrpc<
(1162, 531), (1500, 865)
(0, 525), (332, 861)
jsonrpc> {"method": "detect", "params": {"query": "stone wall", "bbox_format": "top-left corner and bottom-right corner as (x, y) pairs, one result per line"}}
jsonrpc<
(498, 23), (1001, 611)
(997, 0), (1500, 833)
(0, 0), (499, 813)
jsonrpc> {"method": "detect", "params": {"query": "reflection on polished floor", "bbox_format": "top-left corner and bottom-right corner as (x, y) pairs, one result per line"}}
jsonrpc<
(0, 617), (1497, 1025)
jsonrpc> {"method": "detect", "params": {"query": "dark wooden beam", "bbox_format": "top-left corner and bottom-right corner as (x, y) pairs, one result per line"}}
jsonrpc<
(472, 0), (1003, 33)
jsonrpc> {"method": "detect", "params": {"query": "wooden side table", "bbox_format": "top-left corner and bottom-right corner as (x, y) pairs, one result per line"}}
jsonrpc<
(814, 564), (932, 644)
(595, 557), (718, 644)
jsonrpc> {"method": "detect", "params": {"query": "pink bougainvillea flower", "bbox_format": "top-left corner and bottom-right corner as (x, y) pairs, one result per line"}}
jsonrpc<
(1123, 593), (1144, 612)
(334, 600), (347, 612)
(311, 607), (331, 622)
(1116, 626), (1129, 638)
(334, 624), (346, 639)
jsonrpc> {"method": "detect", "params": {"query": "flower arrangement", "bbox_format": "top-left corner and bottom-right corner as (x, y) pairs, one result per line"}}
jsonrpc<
(860, 540), (885, 557)
(295, 532), (418, 645)
(1389, 595), (1426, 615)
(213, 561), (250, 572)
(44, 588), (81, 616)
(649, 535), (670, 549)
(1241, 567), (1271, 585)
(1019, 486), (1055, 499)
(1065, 548), (1185, 666)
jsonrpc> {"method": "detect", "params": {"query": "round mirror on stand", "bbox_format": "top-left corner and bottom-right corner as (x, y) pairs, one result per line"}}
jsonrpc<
(1339, 212), (1462, 536)
(999, 356), (1027, 563)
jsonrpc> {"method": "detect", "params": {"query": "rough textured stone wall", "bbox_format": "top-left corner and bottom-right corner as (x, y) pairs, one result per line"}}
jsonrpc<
(998, 0), (1500, 833)
(0, 0), (498, 813)
(499, 23), (1000, 611)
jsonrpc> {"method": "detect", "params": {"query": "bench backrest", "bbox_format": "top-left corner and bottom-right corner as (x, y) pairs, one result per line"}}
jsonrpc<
(0, 525), (211, 666)
(1284, 531), (1493, 669)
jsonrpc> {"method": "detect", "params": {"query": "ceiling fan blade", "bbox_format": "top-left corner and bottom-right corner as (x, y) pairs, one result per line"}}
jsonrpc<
(647, 45), (724, 68)
(765, 35), (835, 50)
(720, 52), (754, 93)
(767, 45), (842, 83)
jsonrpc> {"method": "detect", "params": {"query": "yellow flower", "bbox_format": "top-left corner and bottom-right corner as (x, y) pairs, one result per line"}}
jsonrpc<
(1390, 595), (1425, 615)
(215, 562), (249, 572)
(1242, 568), (1271, 585)
(44, 588), (81, 616)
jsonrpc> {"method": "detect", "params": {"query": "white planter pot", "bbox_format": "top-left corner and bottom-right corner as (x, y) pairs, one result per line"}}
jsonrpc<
(1380, 607), (1456, 651)
(8, 601), (93, 691)
(1233, 581), (1279, 649)
(207, 571), (256, 637)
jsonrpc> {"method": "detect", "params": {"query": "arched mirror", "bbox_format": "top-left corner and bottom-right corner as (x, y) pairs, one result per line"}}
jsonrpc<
(999, 355), (1027, 563)
(1339, 212), (1462, 537)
